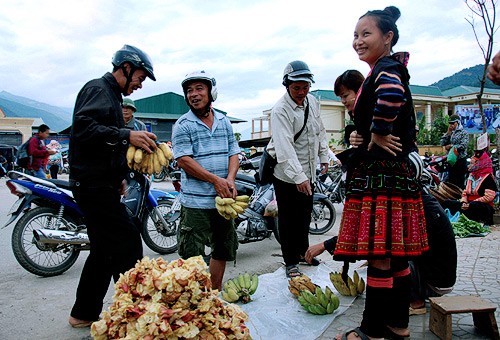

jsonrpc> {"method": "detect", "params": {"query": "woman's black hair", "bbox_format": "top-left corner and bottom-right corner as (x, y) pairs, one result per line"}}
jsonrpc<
(334, 70), (365, 95)
(361, 6), (401, 49)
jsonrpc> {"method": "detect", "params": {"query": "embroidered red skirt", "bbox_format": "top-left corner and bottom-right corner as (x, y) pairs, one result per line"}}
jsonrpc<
(334, 159), (429, 259)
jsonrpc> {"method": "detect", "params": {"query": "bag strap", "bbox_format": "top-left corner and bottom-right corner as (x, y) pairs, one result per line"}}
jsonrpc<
(294, 102), (309, 142)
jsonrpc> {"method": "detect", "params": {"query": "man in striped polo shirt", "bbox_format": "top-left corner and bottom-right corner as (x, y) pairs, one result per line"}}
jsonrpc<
(172, 71), (240, 290)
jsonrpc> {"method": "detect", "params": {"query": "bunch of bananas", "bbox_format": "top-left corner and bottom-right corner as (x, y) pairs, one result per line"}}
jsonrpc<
(329, 270), (365, 297)
(126, 142), (174, 175)
(221, 272), (259, 304)
(215, 195), (250, 220)
(288, 274), (317, 297)
(297, 286), (340, 315)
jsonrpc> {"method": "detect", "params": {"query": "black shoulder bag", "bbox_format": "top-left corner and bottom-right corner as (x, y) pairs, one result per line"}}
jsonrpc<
(258, 103), (310, 185)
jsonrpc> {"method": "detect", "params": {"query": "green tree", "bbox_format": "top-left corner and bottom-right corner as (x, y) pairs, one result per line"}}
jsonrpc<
(234, 132), (241, 142)
(416, 110), (448, 146)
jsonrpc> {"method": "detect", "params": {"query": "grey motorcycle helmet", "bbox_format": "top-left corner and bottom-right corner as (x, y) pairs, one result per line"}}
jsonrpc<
(282, 60), (315, 86)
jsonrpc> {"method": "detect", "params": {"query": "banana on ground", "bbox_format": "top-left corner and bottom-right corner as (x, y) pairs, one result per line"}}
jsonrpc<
(329, 271), (365, 297)
(296, 286), (340, 315)
(288, 274), (317, 297)
(220, 272), (259, 304)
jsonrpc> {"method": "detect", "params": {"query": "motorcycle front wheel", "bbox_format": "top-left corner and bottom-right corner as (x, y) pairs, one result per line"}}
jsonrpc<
(142, 200), (179, 254)
(11, 207), (80, 277)
(308, 199), (336, 235)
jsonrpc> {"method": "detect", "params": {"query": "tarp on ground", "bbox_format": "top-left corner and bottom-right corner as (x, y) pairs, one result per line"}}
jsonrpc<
(239, 261), (367, 340)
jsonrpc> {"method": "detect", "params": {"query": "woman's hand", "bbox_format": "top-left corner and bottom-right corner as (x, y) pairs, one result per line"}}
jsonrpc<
(368, 133), (402, 156)
(305, 242), (326, 263)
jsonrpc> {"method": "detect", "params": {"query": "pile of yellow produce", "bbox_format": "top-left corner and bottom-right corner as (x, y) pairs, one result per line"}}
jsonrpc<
(288, 274), (339, 315)
(215, 195), (249, 220)
(288, 274), (317, 296)
(90, 256), (251, 340)
(221, 272), (259, 304)
(329, 270), (365, 297)
(126, 142), (174, 175)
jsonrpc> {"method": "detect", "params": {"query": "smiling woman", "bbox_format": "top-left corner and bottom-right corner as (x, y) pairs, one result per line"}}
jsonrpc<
(333, 6), (429, 340)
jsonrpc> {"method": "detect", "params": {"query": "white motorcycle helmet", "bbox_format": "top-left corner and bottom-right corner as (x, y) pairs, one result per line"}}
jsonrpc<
(181, 70), (218, 102)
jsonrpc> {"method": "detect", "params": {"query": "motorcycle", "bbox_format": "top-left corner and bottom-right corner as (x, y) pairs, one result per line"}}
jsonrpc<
(422, 154), (448, 188)
(156, 158), (336, 245)
(314, 165), (346, 204)
(233, 159), (336, 242)
(3, 170), (179, 277)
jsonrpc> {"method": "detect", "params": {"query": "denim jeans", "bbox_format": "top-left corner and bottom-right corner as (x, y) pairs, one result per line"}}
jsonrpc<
(28, 168), (46, 179)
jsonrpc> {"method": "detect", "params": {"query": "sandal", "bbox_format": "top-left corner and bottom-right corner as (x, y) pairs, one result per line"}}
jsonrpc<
(340, 327), (370, 340)
(285, 265), (302, 278)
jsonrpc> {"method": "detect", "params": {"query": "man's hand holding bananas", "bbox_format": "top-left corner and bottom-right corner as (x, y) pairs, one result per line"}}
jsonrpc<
(215, 195), (250, 220)
(126, 142), (174, 175)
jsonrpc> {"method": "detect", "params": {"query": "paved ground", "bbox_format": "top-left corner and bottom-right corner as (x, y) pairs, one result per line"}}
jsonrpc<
(318, 226), (500, 339)
(1, 173), (499, 339)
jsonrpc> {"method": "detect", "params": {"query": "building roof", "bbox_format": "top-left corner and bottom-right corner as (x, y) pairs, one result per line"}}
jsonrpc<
(134, 92), (245, 123)
(442, 85), (500, 96)
(310, 89), (340, 101)
(409, 85), (443, 96)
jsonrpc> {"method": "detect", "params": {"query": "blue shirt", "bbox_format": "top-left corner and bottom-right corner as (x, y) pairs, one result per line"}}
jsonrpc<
(172, 109), (240, 209)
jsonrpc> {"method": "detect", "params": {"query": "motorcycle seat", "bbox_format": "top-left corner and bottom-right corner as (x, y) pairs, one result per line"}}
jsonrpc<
(47, 179), (72, 190)
(236, 172), (256, 184)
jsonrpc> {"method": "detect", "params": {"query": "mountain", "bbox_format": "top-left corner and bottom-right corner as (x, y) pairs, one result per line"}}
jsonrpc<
(0, 91), (72, 132)
(431, 64), (500, 91)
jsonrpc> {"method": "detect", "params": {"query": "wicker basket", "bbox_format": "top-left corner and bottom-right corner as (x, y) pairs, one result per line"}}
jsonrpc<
(429, 188), (447, 203)
(439, 182), (463, 200)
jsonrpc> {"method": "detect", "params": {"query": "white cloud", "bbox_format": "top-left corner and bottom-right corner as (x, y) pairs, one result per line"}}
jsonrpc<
(0, 0), (497, 121)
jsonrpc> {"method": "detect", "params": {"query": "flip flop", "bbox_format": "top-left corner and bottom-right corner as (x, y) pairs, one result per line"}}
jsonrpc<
(341, 327), (370, 340)
(285, 265), (302, 278)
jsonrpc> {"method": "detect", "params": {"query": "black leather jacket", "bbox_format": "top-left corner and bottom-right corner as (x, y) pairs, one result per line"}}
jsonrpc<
(69, 72), (130, 188)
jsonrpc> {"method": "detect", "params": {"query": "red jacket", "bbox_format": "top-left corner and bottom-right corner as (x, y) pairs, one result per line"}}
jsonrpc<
(27, 136), (49, 170)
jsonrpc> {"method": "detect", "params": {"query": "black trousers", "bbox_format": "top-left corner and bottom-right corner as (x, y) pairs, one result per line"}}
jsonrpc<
(70, 185), (143, 321)
(49, 164), (59, 179)
(447, 157), (468, 189)
(273, 177), (313, 266)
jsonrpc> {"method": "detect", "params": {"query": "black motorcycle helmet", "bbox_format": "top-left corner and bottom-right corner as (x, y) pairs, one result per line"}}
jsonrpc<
(282, 60), (315, 87)
(112, 45), (156, 94)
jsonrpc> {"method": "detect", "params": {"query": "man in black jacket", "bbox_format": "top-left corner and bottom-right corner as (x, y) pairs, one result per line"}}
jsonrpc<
(68, 45), (157, 328)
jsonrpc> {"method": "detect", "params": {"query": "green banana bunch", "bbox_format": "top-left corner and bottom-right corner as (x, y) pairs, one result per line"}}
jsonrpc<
(215, 195), (250, 220)
(297, 286), (340, 315)
(220, 272), (259, 304)
(329, 270), (365, 297)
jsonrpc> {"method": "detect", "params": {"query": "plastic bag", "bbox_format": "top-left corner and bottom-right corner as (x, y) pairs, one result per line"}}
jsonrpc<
(447, 146), (458, 166)
(444, 208), (460, 223)
(264, 199), (278, 217)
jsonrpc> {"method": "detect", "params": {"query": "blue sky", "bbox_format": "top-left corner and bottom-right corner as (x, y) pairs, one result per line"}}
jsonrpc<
(0, 0), (494, 137)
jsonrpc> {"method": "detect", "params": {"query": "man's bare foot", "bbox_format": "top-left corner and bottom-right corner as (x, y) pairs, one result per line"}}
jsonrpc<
(68, 316), (92, 328)
(387, 325), (410, 337)
(334, 327), (383, 340)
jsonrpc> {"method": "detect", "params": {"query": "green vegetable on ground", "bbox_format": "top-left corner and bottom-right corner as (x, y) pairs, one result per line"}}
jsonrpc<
(451, 214), (489, 238)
